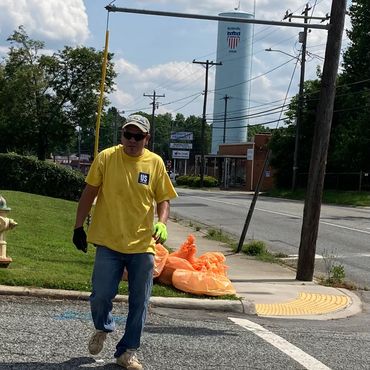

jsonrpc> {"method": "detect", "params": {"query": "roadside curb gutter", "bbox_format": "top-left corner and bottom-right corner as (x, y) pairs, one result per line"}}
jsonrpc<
(149, 296), (256, 315)
(0, 285), (256, 315)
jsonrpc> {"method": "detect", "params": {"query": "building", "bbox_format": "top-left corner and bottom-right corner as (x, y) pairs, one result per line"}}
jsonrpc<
(203, 133), (274, 191)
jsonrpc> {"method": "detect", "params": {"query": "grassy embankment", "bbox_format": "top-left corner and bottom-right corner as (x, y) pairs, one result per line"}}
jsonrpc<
(0, 190), (236, 299)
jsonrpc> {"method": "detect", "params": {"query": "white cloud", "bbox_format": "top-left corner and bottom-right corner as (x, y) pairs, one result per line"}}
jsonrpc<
(115, 59), (141, 76)
(111, 88), (136, 109)
(142, 62), (205, 91)
(110, 57), (208, 115)
(0, 0), (350, 121)
(0, 0), (89, 45)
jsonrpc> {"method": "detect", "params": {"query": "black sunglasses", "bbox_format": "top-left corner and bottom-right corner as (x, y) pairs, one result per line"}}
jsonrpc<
(123, 131), (147, 141)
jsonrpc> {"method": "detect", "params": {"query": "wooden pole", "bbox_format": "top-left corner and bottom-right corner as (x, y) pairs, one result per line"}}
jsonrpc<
(296, 0), (347, 281)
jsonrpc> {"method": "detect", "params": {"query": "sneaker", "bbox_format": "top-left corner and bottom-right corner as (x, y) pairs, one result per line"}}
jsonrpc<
(88, 330), (107, 355)
(116, 349), (143, 370)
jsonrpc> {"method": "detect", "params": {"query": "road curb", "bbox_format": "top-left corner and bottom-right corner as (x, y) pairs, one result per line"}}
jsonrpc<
(0, 285), (255, 314)
(149, 296), (256, 314)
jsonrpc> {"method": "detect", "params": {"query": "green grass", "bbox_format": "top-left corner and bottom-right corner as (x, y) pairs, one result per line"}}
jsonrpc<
(206, 228), (235, 244)
(0, 190), (237, 299)
(263, 189), (370, 207)
(204, 228), (279, 263)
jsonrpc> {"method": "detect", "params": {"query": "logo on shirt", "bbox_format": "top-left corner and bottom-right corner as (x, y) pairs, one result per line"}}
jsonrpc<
(138, 172), (150, 185)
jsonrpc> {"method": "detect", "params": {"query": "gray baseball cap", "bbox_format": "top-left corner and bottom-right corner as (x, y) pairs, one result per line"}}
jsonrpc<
(122, 114), (150, 133)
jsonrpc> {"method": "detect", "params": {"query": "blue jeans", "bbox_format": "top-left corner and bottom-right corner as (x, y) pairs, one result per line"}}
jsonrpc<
(90, 246), (154, 358)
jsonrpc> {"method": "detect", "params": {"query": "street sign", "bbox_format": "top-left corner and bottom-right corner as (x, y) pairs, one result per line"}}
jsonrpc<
(172, 150), (190, 159)
(170, 142), (193, 149)
(170, 131), (193, 141)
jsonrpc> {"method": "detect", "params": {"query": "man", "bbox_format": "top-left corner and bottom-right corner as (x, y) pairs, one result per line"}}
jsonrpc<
(73, 114), (177, 369)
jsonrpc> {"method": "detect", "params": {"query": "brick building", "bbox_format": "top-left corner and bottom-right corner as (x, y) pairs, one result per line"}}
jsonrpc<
(202, 133), (274, 191)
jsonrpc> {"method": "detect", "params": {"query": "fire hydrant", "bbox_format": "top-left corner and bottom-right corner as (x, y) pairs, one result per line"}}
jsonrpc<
(0, 195), (17, 268)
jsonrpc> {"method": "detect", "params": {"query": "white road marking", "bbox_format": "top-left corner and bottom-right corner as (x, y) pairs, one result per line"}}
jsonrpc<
(188, 195), (370, 235)
(229, 317), (331, 370)
(256, 207), (301, 219)
(283, 253), (370, 260)
(282, 254), (323, 260)
(319, 221), (370, 235)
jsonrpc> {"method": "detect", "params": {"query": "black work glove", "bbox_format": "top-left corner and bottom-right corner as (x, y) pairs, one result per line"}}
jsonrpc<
(73, 226), (88, 253)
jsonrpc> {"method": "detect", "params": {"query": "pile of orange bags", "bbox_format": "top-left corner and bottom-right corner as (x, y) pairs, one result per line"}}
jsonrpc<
(154, 234), (236, 296)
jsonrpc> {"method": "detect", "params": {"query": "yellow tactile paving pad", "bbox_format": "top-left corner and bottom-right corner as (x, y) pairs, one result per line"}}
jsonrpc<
(255, 292), (350, 316)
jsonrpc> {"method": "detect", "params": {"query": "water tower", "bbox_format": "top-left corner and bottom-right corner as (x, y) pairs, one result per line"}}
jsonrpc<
(211, 10), (254, 154)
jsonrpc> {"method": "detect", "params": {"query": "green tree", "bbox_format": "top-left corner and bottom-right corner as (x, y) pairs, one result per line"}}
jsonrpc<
(268, 2), (370, 187)
(342, 0), (370, 83)
(269, 78), (321, 187)
(184, 115), (210, 158)
(98, 107), (124, 150)
(329, 0), (370, 171)
(247, 124), (271, 141)
(152, 112), (173, 158)
(0, 26), (116, 160)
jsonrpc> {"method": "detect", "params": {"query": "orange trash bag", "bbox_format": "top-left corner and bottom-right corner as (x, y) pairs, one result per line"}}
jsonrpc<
(194, 252), (228, 275)
(157, 256), (196, 285)
(172, 269), (236, 296)
(153, 244), (169, 278)
(169, 234), (198, 265)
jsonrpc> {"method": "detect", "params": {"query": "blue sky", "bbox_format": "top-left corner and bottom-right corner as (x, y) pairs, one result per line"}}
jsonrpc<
(0, 0), (350, 128)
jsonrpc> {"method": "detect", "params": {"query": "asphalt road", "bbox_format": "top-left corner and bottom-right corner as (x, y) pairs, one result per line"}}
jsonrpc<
(171, 188), (370, 289)
(1, 295), (370, 369)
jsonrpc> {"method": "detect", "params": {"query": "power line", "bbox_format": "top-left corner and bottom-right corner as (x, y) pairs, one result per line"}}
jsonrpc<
(172, 93), (203, 113)
(209, 104), (290, 122)
(210, 58), (296, 93)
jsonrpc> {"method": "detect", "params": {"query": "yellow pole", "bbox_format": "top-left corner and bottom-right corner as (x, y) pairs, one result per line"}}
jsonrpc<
(94, 28), (110, 159)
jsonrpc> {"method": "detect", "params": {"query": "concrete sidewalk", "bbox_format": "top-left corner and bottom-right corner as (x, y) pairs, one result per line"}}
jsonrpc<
(0, 218), (362, 320)
(164, 218), (362, 320)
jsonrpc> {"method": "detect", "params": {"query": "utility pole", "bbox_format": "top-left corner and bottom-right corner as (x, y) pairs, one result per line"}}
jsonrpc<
(296, 0), (346, 281)
(222, 95), (230, 143)
(286, 5), (330, 191)
(193, 59), (222, 187)
(236, 7), (329, 253)
(292, 4), (309, 192)
(144, 90), (165, 152)
(286, 4), (308, 191)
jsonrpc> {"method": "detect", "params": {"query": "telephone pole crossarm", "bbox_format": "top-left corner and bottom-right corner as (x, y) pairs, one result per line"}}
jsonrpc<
(105, 5), (330, 30)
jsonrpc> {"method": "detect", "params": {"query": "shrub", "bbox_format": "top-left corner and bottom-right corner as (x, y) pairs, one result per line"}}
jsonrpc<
(0, 152), (85, 201)
(203, 176), (218, 187)
(329, 264), (346, 284)
(188, 176), (200, 187)
(242, 240), (267, 256)
(175, 175), (189, 186)
(175, 175), (218, 188)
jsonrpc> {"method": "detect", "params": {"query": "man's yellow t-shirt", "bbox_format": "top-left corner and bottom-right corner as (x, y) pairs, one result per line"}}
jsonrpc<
(85, 145), (177, 254)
